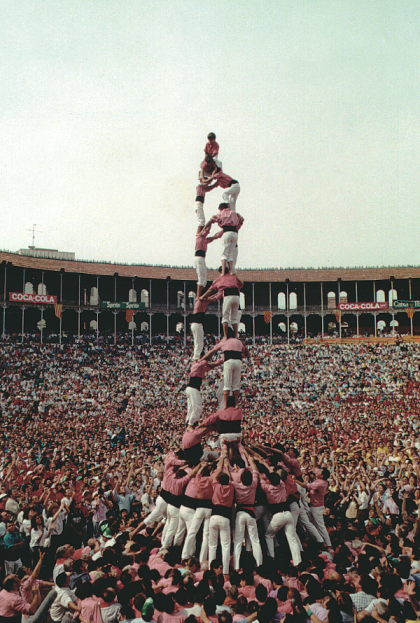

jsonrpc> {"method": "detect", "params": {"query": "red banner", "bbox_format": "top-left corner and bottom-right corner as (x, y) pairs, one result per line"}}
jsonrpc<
(9, 292), (57, 304)
(338, 302), (388, 311)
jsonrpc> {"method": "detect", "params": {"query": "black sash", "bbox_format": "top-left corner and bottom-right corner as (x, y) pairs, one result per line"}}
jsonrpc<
(196, 498), (212, 509)
(223, 225), (237, 232)
(236, 504), (256, 519)
(160, 489), (174, 504)
(188, 377), (202, 390)
(191, 312), (205, 324)
(195, 250), (206, 257)
(220, 420), (241, 433)
(228, 179), (239, 187)
(271, 502), (290, 514)
(182, 496), (199, 510)
(212, 505), (231, 519)
(224, 350), (242, 361)
(224, 288), (239, 296)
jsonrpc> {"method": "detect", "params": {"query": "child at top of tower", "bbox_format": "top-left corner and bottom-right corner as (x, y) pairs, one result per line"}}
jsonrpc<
(204, 132), (222, 169)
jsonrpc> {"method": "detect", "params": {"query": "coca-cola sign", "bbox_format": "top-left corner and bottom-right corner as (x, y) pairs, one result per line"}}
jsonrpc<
(9, 292), (57, 304)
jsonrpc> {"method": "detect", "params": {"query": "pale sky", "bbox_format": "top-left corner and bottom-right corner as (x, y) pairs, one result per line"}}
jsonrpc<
(1, 0), (419, 270)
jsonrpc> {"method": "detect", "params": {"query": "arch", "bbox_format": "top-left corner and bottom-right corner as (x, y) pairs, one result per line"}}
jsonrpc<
(140, 289), (149, 307)
(188, 291), (196, 309)
(128, 288), (137, 303)
(128, 321), (137, 330)
(290, 321), (298, 333)
(37, 283), (47, 295)
(175, 321), (183, 333)
(177, 291), (184, 309)
(278, 292), (286, 310)
(90, 287), (98, 305)
(140, 321), (149, 332)
(278, 322), (286, 332)
(389, 289), (398, 306)
(37, 319), (46, 330)
(289, 293), (297, 310)
(89, 320), (97, 330)
(390, 319), (399, 327)
(377, 320), (386, 331)
(238, 322), (246, 333)
(240, 292), (245, 309)
(24, 282), (34, 294)
(327, 292), (336, 309)
(339, 291), (348, 303)
(376, 289), (385, 302)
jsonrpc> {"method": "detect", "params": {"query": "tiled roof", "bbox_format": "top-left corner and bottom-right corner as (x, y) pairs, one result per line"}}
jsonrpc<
(0, 251), (418, 283)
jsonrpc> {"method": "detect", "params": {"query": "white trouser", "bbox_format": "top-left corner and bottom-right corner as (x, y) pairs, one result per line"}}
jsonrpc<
(221, 231), (238, 262)
(144, 496), (168, 527)
(222, 295), (240, 326)
(195, 201), (205, 227)
(185, 386), (202, 425)
(173, 505), (196, 547)
(209, 514), (231, 575)
(220, 433), (242, 443)
(232, 244), (238, 274)
(290, 501), (323, 544)
(181, 506), (212, 560)
(194, 256), (207, 287)
(191, 322), (204, 361)
(265, 510), (301, 566)
(224, 359), (242, 392)
(222, 183), (240, 211)
(233, 511), (262, 569)
(161, 504), (180, 548)
(4, 559), (22, 576)
(309, 506), (331, 547)
(216, 377), (225, 409)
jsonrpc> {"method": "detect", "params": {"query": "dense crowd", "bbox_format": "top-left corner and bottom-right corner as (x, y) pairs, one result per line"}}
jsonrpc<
(1, 339), (420, 623)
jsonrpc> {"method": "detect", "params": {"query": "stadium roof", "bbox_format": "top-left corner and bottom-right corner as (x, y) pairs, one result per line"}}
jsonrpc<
(0, 250), (419, 283)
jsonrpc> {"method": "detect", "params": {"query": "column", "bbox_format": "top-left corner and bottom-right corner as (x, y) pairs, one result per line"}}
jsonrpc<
(114, 273), (118, 345)
(338, 279), (341, 339)
(40, 306), (45, 345)
(409, 278), (413, 336)
(148, 312), (153, 346)
(269, 282), (272, 345)
(320, 282), (324, 337)
(78, 275), (81, 337)
(184, 280), (187, 348)
(22, 268), (25, 344)
(166, 277), (170, 344)
(355, 281), (359, 337)
(2, 262), (8, 340)
(286, 280), (290, 345)
(252, 283), (255, 345)
(59, 270), (63, 347)
(303, 283), (307, 339)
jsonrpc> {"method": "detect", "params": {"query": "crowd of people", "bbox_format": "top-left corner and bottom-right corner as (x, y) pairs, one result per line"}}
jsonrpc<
(1, 134), (420, 623)
(0, 336), (419, 623)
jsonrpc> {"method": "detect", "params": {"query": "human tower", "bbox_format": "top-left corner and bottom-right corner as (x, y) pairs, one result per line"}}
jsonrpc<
(135, 134), (330, 574)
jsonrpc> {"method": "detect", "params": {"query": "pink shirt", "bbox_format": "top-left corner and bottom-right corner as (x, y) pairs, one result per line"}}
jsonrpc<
(232, 470), (258, 505)
(214, 337), (246, 355)
(182, 428), (205, 450)
(148, 553), (172, 576)
(195, 231), (210, 253)
(212, 274), (243, 294)
(285, 455), (302, 478)
(190, 360), (212, 379)
(204, 141), (219, 157)
(238, 585), (256, 600)
(307, 479), (328, 507)
(211, 481), (234, 507)
(210, 210), (244, 230)
(195, 474), (213, 500)
(204, 406), (242, 427)
(260, 475), (287, 505)
(184, 477), (198, 499)
(0, 589), (31, 617)
(78, 596), (104, 623)
(166, 471), (190, 497)
(213, 171), (234, 188)
(193, 299), (209, 314)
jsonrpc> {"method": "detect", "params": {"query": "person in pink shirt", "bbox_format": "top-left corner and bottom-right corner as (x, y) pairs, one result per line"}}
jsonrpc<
(194, 227), (222, 300)
(0, 574), (39, 623)
(203, 397), (243, 443)
(75, 581), (104, 623)
(181, 464), (214, 562)
(185, 358), (223, 425)
(204, 204), (244, 276)
(189, 298), (209, 362)
(201, 332), (249, 408)
(299, 468), (331, 548)
(258, 460), (301, 566)
(161, 463), (202, 549)
(201, 272), (244, 339)
(208, 452), (235, 576)
(204, 132), (221, 168)
(230, 448), (262, 570)
(173, 464), (207, 549)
